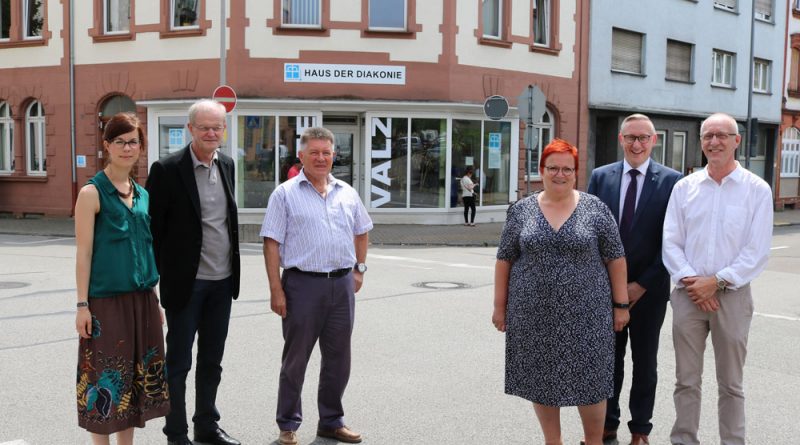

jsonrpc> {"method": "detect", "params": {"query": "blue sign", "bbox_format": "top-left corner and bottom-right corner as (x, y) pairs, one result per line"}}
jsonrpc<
(246, 116), (261, 129)
(285, 64), (301, 82)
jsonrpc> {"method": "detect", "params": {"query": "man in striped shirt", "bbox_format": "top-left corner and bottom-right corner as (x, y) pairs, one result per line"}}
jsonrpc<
(261, 127), (373, 445)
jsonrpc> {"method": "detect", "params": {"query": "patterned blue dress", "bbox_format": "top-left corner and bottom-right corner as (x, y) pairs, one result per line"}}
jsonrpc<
(497, 191), (625, 406)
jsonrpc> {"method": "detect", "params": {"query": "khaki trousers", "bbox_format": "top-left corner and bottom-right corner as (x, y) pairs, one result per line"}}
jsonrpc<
(669, 285), (753, 445)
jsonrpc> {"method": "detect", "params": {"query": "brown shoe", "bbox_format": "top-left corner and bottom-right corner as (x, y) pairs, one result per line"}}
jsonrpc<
(317, 426), (362, 443)
(629, 433), (649, 445)
(278, 430), (298, 445)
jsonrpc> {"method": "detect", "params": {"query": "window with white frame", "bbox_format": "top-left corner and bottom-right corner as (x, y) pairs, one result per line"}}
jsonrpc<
(782, 127), (800, 177)
(532, 0), (549, 46)
(671, 131), (686, 173)
(105, 0), (130, 33)
(612, 28), (644, 74)
(172, 0), (199, 29)
(482, 0), (501, 39)
(795, 0), (800, 12)
(753, 58), (770, 93)
(26, 101), (45, 175)
(712, 49), (735, 87)
(651, 130), (666, 164)
(282, 0), (321, 28)
(666, 39), (693, 82)
(754, 0), (772, 21)
(23, 0), (43, 38)
(0, 102), (13, 173)
(369, 0), (406, 31)
(714, 0), (736, 12)
(527, 109), (554, 177)
(1, 0), (10, 39)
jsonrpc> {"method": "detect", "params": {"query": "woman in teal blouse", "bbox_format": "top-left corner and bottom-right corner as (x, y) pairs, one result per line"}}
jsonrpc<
(74, 113), (169, 444)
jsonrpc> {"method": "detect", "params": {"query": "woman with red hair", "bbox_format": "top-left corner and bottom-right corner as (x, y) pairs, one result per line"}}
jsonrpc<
(493, 139), (629, 445)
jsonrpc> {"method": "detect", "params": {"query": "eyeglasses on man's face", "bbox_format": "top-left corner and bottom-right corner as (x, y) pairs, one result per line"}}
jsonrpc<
(193, 125), (225, 133)
(544, 166), (576, 176)
(111, 138), (140, 149)
(622, 134), (652, 144)
(701, 132), (737, 142)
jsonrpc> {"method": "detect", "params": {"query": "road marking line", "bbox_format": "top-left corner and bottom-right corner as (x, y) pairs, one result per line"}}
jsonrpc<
(755, 312), (800, 322)
(770, 246), (788, 250)
(370, 253), (493, 270)
(1, 440), (31, 445)
(4, 237), (73, 245)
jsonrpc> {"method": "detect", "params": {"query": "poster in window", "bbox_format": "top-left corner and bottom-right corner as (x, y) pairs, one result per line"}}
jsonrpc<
(488, 132), (502, 169)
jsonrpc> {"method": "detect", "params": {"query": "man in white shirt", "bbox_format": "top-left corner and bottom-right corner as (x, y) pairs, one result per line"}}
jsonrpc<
(662, 113), (773, 445)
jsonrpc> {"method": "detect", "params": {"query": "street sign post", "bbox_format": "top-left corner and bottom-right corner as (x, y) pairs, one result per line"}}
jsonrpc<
(213, 85), (237, 113)
(518, 85), (547, 196)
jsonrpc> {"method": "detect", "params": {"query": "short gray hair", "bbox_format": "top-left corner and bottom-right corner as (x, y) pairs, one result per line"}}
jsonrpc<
(299, 127), (335, 151)
(700, 112), (739, 135)
(188, 99), (226, 124)
(620, 113), (655, 134)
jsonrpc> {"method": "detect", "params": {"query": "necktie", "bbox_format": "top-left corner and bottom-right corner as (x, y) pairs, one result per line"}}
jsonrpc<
(620, 169), (640, 240)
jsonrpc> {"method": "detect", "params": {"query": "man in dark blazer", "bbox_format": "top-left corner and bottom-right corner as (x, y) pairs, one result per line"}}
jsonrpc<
(588, 114), (682, 445)
(146, 99), (241, 445)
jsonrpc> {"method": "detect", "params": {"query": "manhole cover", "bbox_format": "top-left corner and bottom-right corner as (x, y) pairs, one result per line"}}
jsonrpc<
(412, 281), (470, 289)
(0, 281), (30, 289)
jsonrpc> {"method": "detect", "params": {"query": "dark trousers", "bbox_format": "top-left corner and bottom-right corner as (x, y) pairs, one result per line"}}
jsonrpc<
(277, 269), (355, 432)
(605, 290), (668, 435)
(163, 277), (233, 441)
(463, 196), (476, 223)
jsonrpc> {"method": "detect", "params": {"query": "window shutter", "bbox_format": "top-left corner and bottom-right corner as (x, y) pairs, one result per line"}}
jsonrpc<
(612, 29), (643, 74)
(666, 40), (691, 82)
(755, 0), (771, 18)
(714, 0), (736, 10)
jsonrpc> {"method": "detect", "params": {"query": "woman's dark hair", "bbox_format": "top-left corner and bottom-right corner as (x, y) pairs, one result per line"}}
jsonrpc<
(465, 165), (474, 175)
(103, 112), (146, 151)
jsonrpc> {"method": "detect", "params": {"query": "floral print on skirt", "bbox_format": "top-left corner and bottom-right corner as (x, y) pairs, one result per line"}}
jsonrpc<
(77, 289), (170, 434)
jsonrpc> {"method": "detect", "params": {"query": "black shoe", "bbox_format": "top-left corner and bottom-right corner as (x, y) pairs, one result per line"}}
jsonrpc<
(194, 427), (241, 445)
(167, 438), (194, 445)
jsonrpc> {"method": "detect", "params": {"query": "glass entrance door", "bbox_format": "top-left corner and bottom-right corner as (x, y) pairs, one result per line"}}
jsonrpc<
(325, 117), (361, 193)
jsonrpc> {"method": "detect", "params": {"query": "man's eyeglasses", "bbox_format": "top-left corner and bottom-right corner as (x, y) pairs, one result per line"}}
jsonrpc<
(622, 134), (652, 144)
(111, 139), (140, 148)
(701, 132), (737, 142)
(544, 166), (576, 176)
(194, 125), (225, 133)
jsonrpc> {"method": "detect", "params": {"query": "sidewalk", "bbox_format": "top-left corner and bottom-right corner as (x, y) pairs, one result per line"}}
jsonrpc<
(2, 208), (798, 246)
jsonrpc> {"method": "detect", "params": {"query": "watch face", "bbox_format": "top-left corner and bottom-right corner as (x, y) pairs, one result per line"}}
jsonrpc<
(357, 263), (367, 273)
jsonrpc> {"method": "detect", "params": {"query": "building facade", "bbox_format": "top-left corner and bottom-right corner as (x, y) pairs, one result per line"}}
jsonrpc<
(781, 0), (800, 208)
(0, 0), (590, 225)
(587, 0), (785, 192)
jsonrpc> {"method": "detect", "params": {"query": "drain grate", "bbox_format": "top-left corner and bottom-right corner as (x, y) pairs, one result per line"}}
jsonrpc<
(0, 281), (30, 290)
(412, 281), (470, 290)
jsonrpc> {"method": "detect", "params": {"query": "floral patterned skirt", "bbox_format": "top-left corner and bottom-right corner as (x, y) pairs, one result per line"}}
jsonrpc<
(76, 289), (170, 434)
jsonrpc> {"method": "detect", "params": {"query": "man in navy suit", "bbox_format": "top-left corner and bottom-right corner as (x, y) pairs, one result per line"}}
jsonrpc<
(588, 114), (682, 445)
(146, 100), (241, 445)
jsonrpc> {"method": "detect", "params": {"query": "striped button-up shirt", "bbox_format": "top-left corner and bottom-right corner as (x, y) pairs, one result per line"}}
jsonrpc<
(260, 170), (373, 272)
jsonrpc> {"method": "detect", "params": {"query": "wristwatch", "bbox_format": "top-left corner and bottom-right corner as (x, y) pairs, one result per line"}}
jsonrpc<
(715, 275), (727, 293)
(354, 263), (368, 273)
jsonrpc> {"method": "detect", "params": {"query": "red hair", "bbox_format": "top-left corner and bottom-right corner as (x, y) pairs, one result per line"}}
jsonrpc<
(540, 138), (578, 172)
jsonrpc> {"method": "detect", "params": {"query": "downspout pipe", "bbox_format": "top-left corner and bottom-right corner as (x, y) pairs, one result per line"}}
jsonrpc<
(69, 0), (77, 214)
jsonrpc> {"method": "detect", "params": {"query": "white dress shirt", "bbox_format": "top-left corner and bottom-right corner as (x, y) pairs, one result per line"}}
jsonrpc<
(618, 158), (649, 222)
(662, 162), (773, 289)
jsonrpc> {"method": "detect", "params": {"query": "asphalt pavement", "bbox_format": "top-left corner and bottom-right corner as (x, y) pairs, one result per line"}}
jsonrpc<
(1, 207), (799, 246)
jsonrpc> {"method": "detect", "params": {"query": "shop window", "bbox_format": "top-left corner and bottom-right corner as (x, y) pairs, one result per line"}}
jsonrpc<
(172, 0), (198, 29)
(532, 0), (549, 47)
(0, 102), (13, 173)
(1, 0), (9, 39)
(527, 109), (554, 178)
(234, 114), (317, 209)
(481, 0), (501, 39)
(711, 49), (735, 87)
(666, 39), (693, 82)
(25, 100), (45, 175)
(105, 0), (130, 33)
(612, 28), (644, 75)
(452, 120), (482, 207)
(409, 118), (447, 208)
(158, 116), (190, 159)
(753, 58), (770, 93)
(368, 0), (405, 31)
(782, 127), (800, 178)
(714, 0), (736, 12)
(651, 130), (667, 164)
(282, 0), (320, 28)
(23, 0), (42, 38)
(482, 120), (511, 205)
(754, 0), (772, 21)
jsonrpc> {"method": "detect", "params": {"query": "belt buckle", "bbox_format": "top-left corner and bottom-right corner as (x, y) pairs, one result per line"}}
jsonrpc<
(325, 271), (333, 278)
